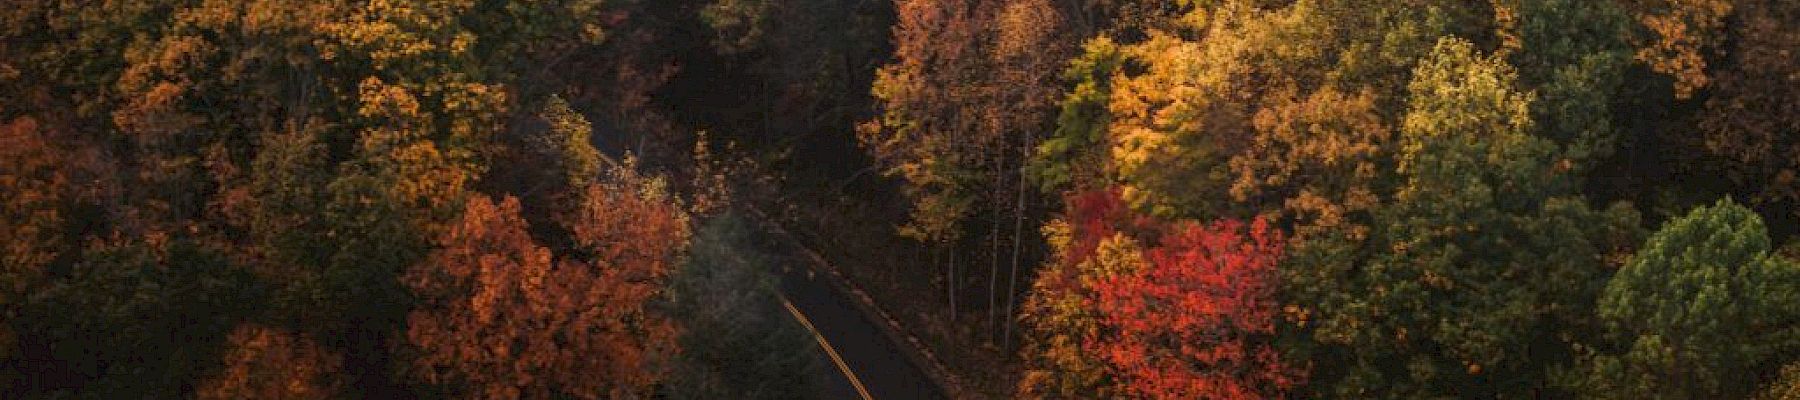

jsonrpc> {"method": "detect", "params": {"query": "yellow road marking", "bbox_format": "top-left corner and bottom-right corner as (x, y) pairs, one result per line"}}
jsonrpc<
(781, 296), (875, 400)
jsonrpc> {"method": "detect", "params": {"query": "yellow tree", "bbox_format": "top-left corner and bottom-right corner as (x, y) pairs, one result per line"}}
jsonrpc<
(862, 0), (1074, 326)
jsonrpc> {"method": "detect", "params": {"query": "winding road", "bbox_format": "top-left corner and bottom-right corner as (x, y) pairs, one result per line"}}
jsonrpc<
(776, 259), (947, 399)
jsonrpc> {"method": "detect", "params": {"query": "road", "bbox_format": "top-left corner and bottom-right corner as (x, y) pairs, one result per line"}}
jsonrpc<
(776, 263), (947, 400)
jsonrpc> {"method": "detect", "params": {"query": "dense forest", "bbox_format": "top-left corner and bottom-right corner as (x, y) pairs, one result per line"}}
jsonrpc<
(1, 0), (1797, 398)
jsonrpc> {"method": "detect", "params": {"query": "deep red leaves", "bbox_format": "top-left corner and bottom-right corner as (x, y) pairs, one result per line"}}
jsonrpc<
(1068, 189), (1305, 399)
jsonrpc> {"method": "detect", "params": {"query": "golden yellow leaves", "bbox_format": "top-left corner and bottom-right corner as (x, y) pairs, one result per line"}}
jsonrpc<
(534, 96), (603, 190)
(1232, 86), (1389, 240)
(357, 77), (422, 120)
(321, 0), (477, 72)
(1107, 30), (1253, 217)
(348, 74), (503, 233)
(994, 0), (1060, 61)
(1400, 38), (1535, 143)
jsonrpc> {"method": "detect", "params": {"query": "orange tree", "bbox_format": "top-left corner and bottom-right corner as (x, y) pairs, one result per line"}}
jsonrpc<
(403, 163), (689, 398)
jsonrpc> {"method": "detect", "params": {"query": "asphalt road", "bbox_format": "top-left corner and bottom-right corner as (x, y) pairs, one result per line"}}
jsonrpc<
(775, 264), (947, 400)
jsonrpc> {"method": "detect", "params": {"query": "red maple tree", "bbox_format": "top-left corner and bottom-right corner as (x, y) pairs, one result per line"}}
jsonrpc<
(1086, 215), (1304, 399)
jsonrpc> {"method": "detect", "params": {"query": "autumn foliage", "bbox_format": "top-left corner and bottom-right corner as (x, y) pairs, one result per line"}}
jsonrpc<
(6, 0), (1800, 397)
(0, 117), (66, 295)
(1022, 189), (1304, 399)
(198, 324), (345, 400)
(403, 177), (687, 399)
(1089, 218), (1300, 399)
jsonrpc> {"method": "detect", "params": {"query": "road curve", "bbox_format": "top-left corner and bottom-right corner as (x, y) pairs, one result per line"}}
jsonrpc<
(775, 262), (948, 400)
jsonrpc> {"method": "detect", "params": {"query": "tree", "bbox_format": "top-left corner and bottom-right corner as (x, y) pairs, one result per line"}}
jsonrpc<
(1100, 0), (1480, 220)
(1088, 218), (1303, 399)
(13, 239), (264, 398)
(491, 94), (607, 218)
(664, 213), (820, 399)
(1757, 362), (1800, 400)
(1030, 37), (1123, 194)
(1219, 0), (1475, 242)
(1623, 0), (1734, 99)
(1286, 38), (1644, 397)
(1019, 189), (1306, 398)
(862, 0), (1074, 330)
(1018, 189), (1146, 398)
(1577, 199), (1800, 399)
(1496, 0), (1635, 168)
(403, 187), (685, 399)
(1699, 0), (1800, 211)
(0, 117), (68, 299)
(1104, 19), (1254, 218)
(533, 96), (605, 193)
(1229, 85), (1391, 240)
(198, 324), (346, 400)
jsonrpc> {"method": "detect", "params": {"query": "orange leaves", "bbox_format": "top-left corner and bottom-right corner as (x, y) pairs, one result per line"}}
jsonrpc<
(406, 195), (553, 398)
(405, 168), (689, 398)
(1630, 0), (1733, 98)
(198, 324), (345, 400)
(0, 117), (68, 293)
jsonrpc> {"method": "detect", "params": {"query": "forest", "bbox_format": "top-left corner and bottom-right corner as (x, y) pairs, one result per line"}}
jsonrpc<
(0, 0), (1797, 398)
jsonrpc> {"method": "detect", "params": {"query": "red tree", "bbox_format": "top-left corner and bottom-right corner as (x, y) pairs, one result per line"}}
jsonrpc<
(1064, 187), (1155, 262)
(1087, 217), (1304, 399)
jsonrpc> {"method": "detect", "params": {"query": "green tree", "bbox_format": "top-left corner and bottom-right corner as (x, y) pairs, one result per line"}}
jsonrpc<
(664, 213), (820, 399)
(1031, 38), (1123, 194)
(1497, 0), (1635, 168)
(1577, 199), (1800, 399)
(532, 95), (605, 192)
(1287, 38), (1643, 397)
(15, 239), (264, 397)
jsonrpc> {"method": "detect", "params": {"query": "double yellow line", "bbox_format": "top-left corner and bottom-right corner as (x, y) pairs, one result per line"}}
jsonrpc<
(780, 296), (875, 400)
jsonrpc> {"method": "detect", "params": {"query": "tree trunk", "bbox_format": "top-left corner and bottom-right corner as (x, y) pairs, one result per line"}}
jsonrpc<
(988, 167), (1004, 343)
(1005, 125), (1034, 349)
(934, 242), (945, 320)
(949, 239), (958, 323)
